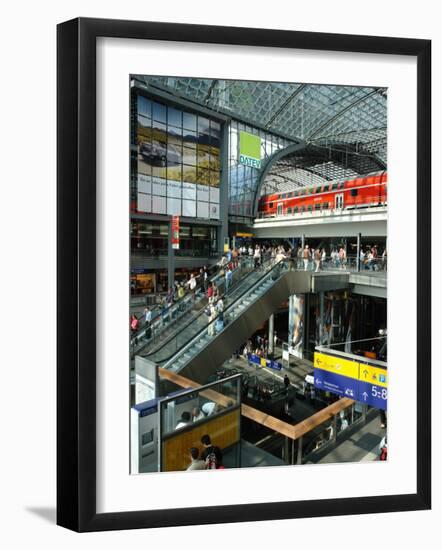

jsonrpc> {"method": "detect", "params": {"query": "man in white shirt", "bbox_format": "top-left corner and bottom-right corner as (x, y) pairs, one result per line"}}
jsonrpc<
(175, 411), (191, 430)
(144, 307), (152, 324)
(186, 447), (206, 471)
(202, 402), (218, 416)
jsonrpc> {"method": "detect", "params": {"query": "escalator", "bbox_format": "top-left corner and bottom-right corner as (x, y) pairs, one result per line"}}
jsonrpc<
(131, 255), (256, 356)
(156, 260), (312, 384)
(138, 256), (276, 364)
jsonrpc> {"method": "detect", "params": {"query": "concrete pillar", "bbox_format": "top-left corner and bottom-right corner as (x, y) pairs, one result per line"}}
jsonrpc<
(296, 436), (303, 465)
(268, 314), (275, 357)
(284, 437), (290, 465)
(356, 232), (361, 272)
(301, 234), (305, 250)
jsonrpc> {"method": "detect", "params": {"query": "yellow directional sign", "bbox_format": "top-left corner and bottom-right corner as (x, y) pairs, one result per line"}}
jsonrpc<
(314, 352), (359, 380)
(358, 364), (387, 388)
(314, 352), (387, 388)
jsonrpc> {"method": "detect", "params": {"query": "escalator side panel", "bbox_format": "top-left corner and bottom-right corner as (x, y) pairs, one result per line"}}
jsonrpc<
(178, 271), (313, 384)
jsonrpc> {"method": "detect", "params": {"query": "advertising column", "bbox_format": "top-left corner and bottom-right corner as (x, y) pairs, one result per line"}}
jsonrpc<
(288, 294), (304, 358)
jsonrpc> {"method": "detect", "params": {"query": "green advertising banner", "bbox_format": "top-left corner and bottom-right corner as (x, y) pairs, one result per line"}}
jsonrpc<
(239, 131), (261, 169)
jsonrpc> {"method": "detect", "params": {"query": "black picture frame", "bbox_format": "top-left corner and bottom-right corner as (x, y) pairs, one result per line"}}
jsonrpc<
(57, 17), (431, 532)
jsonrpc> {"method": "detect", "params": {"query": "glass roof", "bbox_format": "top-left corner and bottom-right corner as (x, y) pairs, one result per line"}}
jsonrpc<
(134, 76), (387, 164)
(133, 76), (387, 214)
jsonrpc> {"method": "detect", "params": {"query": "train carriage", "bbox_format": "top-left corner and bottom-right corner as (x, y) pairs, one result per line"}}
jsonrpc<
(258, 171), (387, 218)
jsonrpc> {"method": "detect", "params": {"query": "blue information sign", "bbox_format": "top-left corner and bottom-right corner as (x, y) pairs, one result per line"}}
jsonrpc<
(314, 368), (359, 399)
(314, 368), (387, 410)
(358, 380), (387, 410)
(248, 353), (282, 371)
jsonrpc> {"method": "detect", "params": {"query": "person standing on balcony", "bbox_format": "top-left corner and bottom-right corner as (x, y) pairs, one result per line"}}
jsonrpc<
(297, 246), (303, 269)
(303, 245), (310, 271)
(314, 248), (322, 272)
(253, 245), (261, 269)
(339, 247), (346, 269)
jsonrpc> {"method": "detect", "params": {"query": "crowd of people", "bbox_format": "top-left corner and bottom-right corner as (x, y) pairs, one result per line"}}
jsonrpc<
(130, 241), (387, 334)
(360, 245), (387, 271)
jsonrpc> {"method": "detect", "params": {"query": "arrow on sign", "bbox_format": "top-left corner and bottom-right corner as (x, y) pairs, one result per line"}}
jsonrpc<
(362, 392), (368, 401)
(363, 369), (368, 378)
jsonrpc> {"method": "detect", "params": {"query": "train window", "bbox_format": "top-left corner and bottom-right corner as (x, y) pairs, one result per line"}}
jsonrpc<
(351, 189), (358, 197)
(332, 183), (338, 190)
(301, 206), (306, 213)
(288, 192), (293, 198)
(269, 202), (273, 208)
(294, 207), (299, 213)
(338, 182), (344, 190)
(315, 186), (322, 193)
(323, 202), (329, 209)
(287, 207), (292, 214)
(315, 204), (321, 211)
(308, 205), (313, 212)
(309, 187), (314, 194)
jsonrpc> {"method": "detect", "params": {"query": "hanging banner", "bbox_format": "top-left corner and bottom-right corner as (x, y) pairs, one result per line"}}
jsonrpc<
(288, 294), (304, 358)
(171, 215), (180, 249)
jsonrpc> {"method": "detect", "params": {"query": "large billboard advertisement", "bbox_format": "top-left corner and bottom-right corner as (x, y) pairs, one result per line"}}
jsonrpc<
(239, 131), (262, 169)
(135, 95), (221, 219)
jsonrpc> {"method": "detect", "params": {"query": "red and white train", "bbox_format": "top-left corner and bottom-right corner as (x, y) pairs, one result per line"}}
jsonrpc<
(257, 171), (387, 218)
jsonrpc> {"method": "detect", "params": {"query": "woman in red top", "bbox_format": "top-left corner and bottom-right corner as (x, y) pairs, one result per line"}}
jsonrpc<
(130, 314), (139, 332)
(206, 284), (214, 301)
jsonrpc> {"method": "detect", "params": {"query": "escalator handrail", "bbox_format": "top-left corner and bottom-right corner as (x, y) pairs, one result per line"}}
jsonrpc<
(161, 258), (289, 369)
(139, 256), (268, 359)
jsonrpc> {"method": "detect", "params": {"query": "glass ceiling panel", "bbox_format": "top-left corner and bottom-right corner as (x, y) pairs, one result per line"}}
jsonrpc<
(136, 76), (386, 150)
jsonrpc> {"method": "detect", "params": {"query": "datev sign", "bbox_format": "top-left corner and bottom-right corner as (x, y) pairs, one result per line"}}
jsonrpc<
(313, 352), (387, 410)
(239, 131), (261, 169)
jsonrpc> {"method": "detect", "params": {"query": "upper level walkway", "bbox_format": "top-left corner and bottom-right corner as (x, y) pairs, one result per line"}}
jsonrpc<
(253, 205), (387, 239)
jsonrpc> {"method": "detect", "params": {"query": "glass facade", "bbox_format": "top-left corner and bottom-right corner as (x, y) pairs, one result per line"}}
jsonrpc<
(135, 94), (221, 220)
(228, 120), (292, 218)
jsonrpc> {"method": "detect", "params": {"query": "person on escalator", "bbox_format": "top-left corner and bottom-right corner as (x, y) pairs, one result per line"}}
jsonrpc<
(188, 273), (197, 300)
(216, 297), (224, 314)
(215, 312), (224, 333)
(130, 314), (139, 333)
(212, 281), (219, 301)
(206, 283), (214, 303)
(208, 305), (217, 336)
(225, 267), (233, 294)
